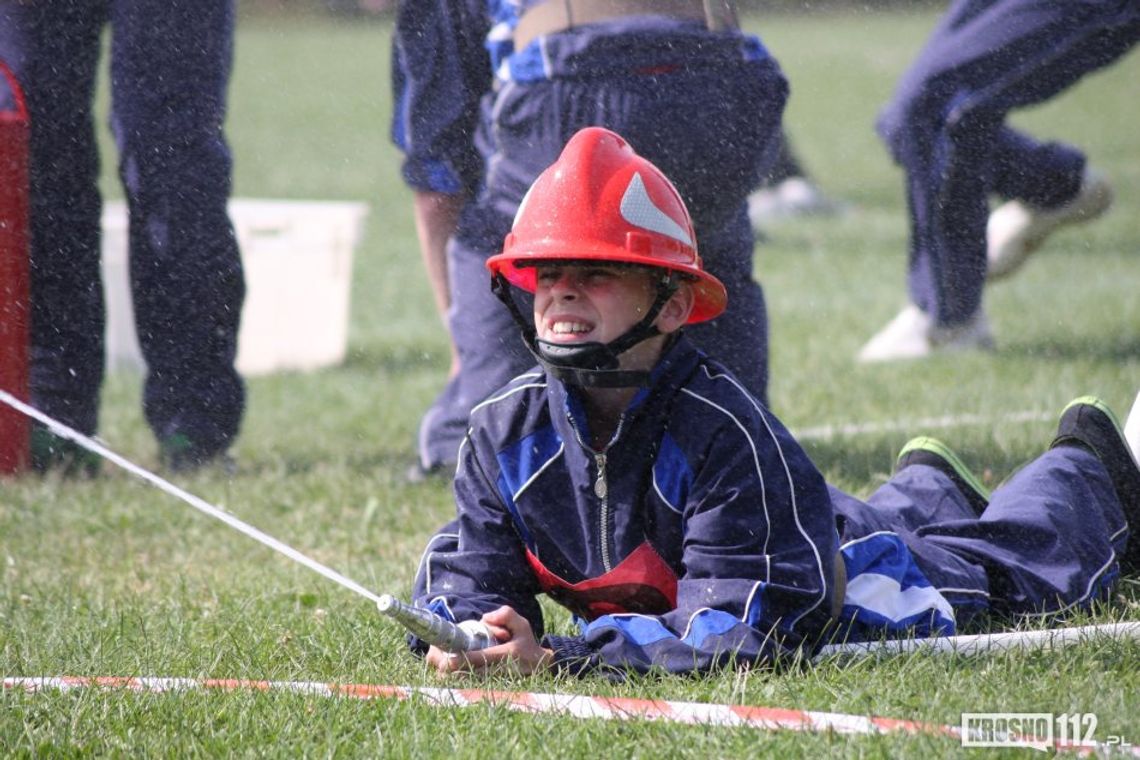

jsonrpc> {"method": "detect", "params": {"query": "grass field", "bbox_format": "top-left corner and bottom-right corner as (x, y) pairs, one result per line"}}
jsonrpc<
(3, 8), (1139, 756)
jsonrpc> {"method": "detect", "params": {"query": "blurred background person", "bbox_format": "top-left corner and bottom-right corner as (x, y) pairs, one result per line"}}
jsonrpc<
(0, 0), (246, 473)
(858, 0), (1140, 363)
(393, 0), (789, 479)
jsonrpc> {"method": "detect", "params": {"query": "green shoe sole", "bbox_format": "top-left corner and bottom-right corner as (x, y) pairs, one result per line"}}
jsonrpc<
(896, 435), (990, 515)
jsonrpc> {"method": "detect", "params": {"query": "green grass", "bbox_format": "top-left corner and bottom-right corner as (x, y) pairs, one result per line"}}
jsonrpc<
(4, 8), (1140, 756)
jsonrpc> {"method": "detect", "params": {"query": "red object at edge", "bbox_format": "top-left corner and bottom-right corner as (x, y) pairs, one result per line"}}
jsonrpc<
(0, 59), (30, 474)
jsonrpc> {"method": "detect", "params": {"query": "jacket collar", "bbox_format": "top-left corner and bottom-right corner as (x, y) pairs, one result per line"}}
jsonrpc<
(549, 334), (704, 447)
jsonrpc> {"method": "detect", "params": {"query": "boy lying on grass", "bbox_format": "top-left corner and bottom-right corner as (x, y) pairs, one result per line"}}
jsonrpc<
(407, 127), (1140, 677)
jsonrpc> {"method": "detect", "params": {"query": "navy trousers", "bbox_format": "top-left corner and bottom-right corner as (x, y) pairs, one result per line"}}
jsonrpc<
(832, 445), (1127, 624)
(419, 49), (788, 469)
(0, 0), (244, 453)
(877, 0), (1140, 326)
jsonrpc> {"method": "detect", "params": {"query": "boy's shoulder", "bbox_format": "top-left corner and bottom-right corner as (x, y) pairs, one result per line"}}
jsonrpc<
(671, 352), (803, 447)
(675, 354), (768, 420)
(472, 367), (549, 407)
(467, 366), (553, 439)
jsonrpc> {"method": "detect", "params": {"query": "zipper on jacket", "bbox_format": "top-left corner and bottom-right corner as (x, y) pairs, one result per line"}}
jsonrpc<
(593, 452), (608, 499)
(567, 410), (628, 573)
(594, 450), (611, 570)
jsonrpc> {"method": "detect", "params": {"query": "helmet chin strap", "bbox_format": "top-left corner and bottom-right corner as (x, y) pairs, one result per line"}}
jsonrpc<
(491, 272), (680, 388)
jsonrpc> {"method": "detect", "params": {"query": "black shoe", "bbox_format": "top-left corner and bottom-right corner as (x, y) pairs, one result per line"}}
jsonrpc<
(895, 436), (990, 516)
(29, 425), (101, 478)
(160, 433), (236, 475)
(1051, 396), (1140, 573)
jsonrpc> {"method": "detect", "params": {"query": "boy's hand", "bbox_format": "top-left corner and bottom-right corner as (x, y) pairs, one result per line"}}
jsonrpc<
(425, 606), (553, 676)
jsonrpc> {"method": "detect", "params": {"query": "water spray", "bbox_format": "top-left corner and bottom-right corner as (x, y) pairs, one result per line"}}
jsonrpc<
(0, 389), (482, 653)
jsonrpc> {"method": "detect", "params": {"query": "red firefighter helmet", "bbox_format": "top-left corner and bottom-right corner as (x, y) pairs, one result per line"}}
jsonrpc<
(486, 127), (727, 324)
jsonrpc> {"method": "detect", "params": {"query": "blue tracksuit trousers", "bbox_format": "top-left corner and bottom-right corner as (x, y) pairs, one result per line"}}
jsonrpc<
(0, 0), (244, 453)
(876, 0), (1140, 326)
(831, 444), (1127, 624)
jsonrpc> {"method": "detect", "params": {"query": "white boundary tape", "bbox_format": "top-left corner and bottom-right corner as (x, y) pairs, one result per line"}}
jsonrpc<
(5, 676), (1138, 755)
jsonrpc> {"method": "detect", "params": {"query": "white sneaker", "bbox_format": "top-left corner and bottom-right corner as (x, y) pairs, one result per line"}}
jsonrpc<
(986, 167), (1113, 280)
(856, 304), (995, 363)
(748, 177), (845, 228)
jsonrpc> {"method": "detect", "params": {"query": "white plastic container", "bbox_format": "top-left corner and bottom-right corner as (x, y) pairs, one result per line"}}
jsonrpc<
(101, 199), (368, 376)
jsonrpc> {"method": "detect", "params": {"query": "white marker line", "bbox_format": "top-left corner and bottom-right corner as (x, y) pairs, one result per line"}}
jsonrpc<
(793, 410), (1053, 442)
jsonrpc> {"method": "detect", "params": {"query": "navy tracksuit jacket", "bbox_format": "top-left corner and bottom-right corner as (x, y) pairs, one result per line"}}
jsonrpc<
(413, 337), (1132, 675)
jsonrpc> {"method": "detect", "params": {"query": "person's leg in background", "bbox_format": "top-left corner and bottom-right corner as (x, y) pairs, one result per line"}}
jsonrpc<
(111, 0), (245, 469)
(860, 0), (1139, 362)
(983, 14), (1140, 279)
(637, 57), (786, 404)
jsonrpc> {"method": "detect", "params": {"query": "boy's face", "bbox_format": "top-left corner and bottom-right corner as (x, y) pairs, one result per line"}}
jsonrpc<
(532, 262), (693, 371)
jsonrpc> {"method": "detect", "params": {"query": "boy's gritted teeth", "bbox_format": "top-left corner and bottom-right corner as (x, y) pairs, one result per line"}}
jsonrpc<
(547, 319), (594, 341)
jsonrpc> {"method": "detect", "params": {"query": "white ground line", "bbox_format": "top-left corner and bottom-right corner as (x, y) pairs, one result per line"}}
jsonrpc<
(793, 409), (1054, 442)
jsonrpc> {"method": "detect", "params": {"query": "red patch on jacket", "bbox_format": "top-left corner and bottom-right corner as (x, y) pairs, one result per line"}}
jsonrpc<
(525, 541), (678, 621)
